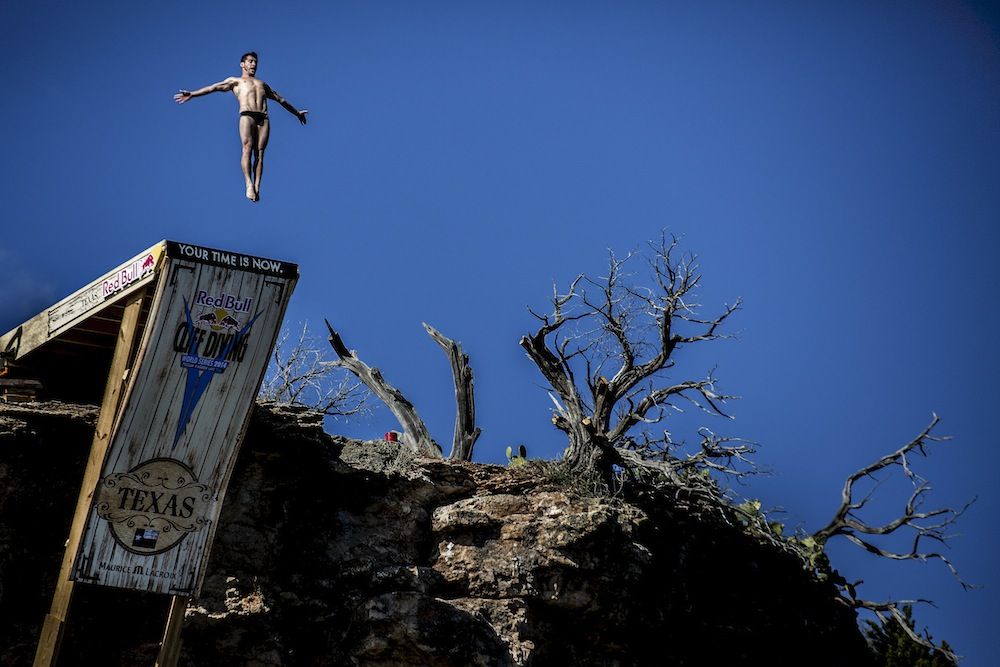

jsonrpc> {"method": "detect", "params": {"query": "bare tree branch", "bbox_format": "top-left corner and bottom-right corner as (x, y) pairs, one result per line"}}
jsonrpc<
(607, 375), (735, 442)
(805, 415), (973, 663)
(814, 414), (975, 591)
(674, 428), (759, 477)
(325, 319), (441, 456)
(259, 323), (371, 418)
(423, 322), (480, 461)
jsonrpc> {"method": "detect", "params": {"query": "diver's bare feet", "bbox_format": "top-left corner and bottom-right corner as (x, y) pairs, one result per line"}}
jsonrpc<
(246, 184), (257, 202)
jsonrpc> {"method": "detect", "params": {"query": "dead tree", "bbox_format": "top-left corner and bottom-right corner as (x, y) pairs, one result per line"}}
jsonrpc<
(813, 415), (974, 663)
(520, 234), (742, 484)
(423, 323), (480, 461)
(325, 319), (441, 456)
(259, 322), (370, 418)
(324, 319), (480, 461)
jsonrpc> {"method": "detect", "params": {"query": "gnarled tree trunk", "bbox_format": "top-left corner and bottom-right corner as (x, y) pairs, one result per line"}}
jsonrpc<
(423, 323), (480, 461)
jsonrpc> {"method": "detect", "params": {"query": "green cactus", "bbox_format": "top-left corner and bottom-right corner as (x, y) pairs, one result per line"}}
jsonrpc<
(506, 444), (528, 467)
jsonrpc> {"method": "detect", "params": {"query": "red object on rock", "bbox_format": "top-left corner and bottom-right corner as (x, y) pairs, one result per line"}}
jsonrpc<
(384, 431), (398, 442)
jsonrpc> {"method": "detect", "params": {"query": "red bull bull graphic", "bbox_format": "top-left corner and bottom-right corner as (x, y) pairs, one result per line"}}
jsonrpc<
(219, 315), (241, 330)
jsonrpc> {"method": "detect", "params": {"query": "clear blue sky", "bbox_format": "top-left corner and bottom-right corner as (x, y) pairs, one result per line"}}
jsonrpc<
(2, 0), (998, 662)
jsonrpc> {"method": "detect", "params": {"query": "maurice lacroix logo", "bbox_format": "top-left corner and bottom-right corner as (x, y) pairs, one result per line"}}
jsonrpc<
(95, 458), (211, 555)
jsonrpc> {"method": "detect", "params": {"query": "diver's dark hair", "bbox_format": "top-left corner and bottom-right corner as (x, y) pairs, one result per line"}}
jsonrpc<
(240, 51), (258, 63)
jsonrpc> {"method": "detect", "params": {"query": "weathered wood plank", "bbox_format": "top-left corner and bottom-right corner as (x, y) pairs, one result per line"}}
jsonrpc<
(33, 288), (148, 667)
(0, 379), (43, 388)
(154, 595), (188, 667)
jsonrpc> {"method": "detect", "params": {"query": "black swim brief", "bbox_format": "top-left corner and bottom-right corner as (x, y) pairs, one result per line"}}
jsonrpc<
(240, 110), (268, 123)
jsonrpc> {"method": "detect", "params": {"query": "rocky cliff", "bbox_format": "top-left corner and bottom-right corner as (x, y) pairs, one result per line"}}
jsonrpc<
(0, 402), (874, 665)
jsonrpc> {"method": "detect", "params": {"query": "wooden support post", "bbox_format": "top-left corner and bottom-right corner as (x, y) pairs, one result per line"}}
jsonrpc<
(33, 290), (147, 667)
(154, 595), (188, 667)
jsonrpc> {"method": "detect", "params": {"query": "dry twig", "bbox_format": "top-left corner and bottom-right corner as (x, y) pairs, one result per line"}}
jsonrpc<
(260, 322), (370, 418)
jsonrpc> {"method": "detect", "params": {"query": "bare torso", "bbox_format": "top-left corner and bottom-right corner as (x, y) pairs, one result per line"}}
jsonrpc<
(230, 76), (270, 114)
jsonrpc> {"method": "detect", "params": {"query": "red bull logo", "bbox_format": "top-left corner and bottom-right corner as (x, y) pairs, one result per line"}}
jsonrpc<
(101, 253), (156, 298)
(190, 292), (250, 335)
(193, 291), (252, 314)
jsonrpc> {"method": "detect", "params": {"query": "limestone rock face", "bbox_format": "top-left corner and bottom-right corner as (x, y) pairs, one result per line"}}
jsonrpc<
(0, 402), (874, 666)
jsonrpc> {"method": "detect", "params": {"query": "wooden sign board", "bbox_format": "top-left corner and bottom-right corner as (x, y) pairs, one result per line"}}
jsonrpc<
(58, 241), (298, 596)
